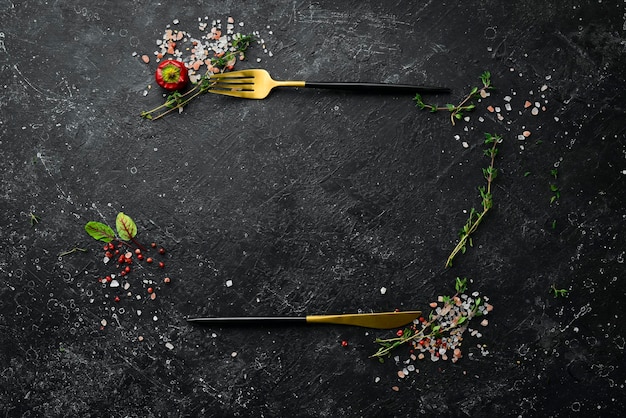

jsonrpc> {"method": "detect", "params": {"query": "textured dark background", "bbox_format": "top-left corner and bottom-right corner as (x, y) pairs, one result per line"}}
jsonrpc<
(1, 0), (625, 417)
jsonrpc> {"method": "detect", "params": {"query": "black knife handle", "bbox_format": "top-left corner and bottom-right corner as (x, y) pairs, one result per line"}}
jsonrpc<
(304, 81), (451, 95)
(186, 317), (307, 326)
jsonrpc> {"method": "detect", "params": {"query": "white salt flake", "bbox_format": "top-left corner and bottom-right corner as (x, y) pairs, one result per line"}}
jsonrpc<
(380, 287), (387, 295)
(110, 280), (120, 288)
(165, 342), (175, 350)
(231, 351), (238, 358)
(226, 280), (233, 287)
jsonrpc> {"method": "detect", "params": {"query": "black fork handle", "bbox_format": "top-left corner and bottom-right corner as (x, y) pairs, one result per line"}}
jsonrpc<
(304, 81), (450, 95)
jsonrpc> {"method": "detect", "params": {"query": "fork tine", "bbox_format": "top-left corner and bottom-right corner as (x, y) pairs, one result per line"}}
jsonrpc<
(210, 78), (255, 86)
(207, 88), (258, 99)
(210, 69), (256, 79)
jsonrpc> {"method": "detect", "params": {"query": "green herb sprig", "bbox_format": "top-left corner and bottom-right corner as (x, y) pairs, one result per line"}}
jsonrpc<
(414, 71), (493, 125)
(551, 284), (569, 298)
(446, 133), (502, 268)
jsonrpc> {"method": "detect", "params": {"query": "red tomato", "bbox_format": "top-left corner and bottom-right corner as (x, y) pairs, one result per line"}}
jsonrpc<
(155, 59), (189, 91)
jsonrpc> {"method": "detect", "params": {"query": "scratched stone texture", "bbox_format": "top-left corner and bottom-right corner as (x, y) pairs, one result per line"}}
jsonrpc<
(1, 0), (625, 417)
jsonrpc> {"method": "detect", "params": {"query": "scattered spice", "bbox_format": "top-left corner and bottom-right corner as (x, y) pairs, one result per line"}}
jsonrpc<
(372, 278), (491, 370)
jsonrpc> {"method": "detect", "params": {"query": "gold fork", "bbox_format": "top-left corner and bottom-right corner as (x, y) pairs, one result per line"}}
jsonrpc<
(208, 69), (450, 99)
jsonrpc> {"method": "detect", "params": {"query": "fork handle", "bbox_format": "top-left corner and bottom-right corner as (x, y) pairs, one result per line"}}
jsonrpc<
(304, 82), (450, 94)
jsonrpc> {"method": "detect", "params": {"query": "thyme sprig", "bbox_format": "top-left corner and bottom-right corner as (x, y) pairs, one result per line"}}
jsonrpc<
(414, 71), (493, 125)
(446, 133), (502, 268)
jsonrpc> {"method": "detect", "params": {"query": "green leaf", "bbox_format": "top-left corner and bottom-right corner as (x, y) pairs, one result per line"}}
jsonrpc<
(454, 112), (463, 119)
(470, 86), (479, 95)
(116, 212), (137, 241)
(457, 316), (467, 325)
(455, 277), (467, 293)
(446, 103), (455, 111)
(85, 221), (116, 243)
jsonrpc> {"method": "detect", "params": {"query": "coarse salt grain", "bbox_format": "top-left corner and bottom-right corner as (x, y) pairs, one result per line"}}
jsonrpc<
(380, 287), (387, 295)
(226, 280), (233, 287)
(165, 342), (174, 350)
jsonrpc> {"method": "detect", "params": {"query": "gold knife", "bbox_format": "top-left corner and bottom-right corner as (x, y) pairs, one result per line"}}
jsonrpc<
(186, 311), (421, 329)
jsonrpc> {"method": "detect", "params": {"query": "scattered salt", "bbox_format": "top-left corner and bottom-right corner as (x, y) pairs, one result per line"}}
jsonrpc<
(226, 280), (233, 287)
(380, 287), (387, 295)
(165, 342), (174, 350)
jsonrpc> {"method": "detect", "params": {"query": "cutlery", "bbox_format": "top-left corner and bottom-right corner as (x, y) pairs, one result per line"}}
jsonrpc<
(186, 310), (421, 329)
(208, 69), (450, 99)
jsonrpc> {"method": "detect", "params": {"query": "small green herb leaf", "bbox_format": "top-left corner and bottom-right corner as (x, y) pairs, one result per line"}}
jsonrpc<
(85, 221), (116, 242)
(116, 212), (137, 241)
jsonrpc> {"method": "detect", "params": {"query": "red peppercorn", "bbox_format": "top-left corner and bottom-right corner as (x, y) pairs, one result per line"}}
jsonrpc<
(158, 247), (166, 255)
(396, 329), (404, 337)
(147, 287), (153, 294)
(120, 271), (126, 277)
(124, 257), (132, 264)
(108, 242), (115, 250)
(146, 257), (153, 264)
(118, 255), (125, 264)
(341, 340), (348, 347)
(105, 276), (112, 282)
(114, 296), (120, 302)
(125, 266), (131, 273)
(105, 251), (113, 258)
(103, 245), (109, 251)
(151, 242), (157, 248)
(134, 248), (141, 255)
(164, 277), (171, 284)
(158, 261), (165, 269)
(137, 254), (144, 261)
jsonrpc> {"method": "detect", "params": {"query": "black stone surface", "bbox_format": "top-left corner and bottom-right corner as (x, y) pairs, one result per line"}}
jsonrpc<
(1, 1), (625, 417)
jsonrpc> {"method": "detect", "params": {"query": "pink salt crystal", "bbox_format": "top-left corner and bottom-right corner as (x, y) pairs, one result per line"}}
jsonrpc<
(429, 302), (438, 308)
(397, 370), (405, 378)
(481, 319), (489, 326)
(141, 55), (150, 63)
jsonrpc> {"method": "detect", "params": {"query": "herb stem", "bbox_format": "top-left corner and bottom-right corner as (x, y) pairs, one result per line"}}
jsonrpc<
(445, 133), (502, 268)
(59, 247), (88, 257)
